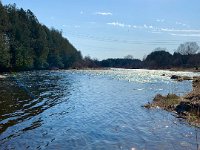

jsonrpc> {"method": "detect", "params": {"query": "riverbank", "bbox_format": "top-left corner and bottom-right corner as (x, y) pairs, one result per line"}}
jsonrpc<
(170, 67), (200, 72)
(143, 76), (200, 127)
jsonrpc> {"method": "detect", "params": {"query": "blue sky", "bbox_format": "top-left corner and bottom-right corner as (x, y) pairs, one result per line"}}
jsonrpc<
(2, 0), (200, 60)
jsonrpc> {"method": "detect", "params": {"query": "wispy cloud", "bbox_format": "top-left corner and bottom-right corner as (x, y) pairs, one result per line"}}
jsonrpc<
(107, 22), (155, 29)
(175, 21), (187, 27)
(170, 33), (200, 37)
(132, 25), (138, 29)
(156, 19), (165, 23)
(159, 28), (200, 37)
(149, 26), (153, 29)
(143, 24), (154, 29)
(107, 21), (200, 38)
(95, 12), (112, 16)
(161, 28), (200, 33)
(143, 24), (148, 28)
(80, 11), (84, 15)
(132, 25), (143, 29)
(107, 22), (131, 28)
(151, 31), (162, 34)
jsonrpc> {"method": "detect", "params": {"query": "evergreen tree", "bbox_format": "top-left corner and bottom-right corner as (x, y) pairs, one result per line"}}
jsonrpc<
(0, 33), (11, 70)
(0, 2), (83, 71)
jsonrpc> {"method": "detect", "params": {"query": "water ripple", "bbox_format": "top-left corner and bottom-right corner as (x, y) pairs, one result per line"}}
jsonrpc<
(0, 69), (200, 149)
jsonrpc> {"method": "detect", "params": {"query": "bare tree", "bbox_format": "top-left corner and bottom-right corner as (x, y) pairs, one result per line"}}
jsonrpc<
(176, 42), (199, 55)
(154, 47), (167, 52)
(124, 54), (134, 59)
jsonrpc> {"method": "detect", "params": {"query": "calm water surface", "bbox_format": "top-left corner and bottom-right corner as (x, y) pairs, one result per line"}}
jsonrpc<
(0, 69), (200, 150)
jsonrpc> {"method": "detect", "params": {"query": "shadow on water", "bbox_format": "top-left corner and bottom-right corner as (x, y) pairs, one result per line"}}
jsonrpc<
(0, 71), (73, 142)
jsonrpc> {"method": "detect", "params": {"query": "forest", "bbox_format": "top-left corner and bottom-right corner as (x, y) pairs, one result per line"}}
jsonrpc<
(0, 2), (82, 72)
(143, 44), (200, 69)
(0, 2), (200, 72)
(85, 42), (200, 70)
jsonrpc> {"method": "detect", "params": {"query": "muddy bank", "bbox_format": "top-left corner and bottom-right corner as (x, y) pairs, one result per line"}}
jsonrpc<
(143, 76), (200, 127)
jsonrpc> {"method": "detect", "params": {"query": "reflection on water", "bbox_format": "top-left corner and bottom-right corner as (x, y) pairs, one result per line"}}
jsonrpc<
(0, 69), (200, 150)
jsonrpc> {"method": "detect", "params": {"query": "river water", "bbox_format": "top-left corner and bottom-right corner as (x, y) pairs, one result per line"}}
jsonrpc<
(0, 69), (200, 150)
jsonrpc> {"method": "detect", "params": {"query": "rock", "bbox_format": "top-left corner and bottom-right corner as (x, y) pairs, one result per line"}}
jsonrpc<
(175, 101), (192, 113)
(171, 75), (192, 81)
(171, 75), (179, 79)
(142, 103), (151, 109)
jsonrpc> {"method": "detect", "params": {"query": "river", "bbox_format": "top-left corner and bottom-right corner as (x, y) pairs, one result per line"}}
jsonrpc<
(0, 69), (200, 150)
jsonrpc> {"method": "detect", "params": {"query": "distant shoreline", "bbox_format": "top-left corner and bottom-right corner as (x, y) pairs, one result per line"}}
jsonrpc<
(1, 67), (200, 74)
(78, 67), (200, 73)
(169, 67), (200, 72)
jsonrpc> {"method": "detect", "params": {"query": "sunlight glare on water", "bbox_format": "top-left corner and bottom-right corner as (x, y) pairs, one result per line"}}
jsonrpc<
(0, 69), (200, 150)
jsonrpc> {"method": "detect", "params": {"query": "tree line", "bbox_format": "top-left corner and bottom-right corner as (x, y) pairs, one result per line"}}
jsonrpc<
(0, 2), (82, 72)
(84, 42), (200, 70)
(143, 42), (200, 69)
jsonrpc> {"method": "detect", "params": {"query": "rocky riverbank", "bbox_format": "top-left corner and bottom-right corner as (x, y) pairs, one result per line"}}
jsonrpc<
(143, 76), (200, 127)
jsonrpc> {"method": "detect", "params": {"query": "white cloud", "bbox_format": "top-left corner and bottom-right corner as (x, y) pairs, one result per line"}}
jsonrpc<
(107, 22), (155, 30)
(143, 24), (154, 29)
(175, 21), (187, 27)
(161, 28), (200, 33)
(107, 21), (200, 38)
(143, 24), (148, 28)
(107, 22), (131, 28)
(158, 28), (200, 37)
(132, 25), (144, 29)
(132, 25), (138, 28)
(170, 33), (200, 37)
(127, 24), (131, 28)
(151, 31), (162, 34)
(149, 26), (153, 29)
(95, 12), (112, 16)
(156, 19), (165, 23)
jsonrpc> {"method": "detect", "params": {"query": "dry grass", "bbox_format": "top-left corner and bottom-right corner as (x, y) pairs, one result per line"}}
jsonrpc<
(143, 76), (200, 127)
